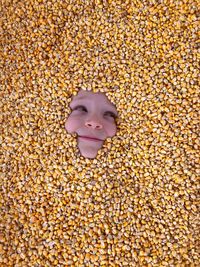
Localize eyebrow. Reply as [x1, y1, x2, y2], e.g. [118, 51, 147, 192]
[72, 96, 86, 101]
[70, 98, 118, 116]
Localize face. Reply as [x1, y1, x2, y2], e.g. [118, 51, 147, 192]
[65, 90, 118, 159]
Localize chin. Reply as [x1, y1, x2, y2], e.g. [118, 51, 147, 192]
[78, 146, 99, 159]
[80, 150, 98, 159]
[77, 137, 103, 158]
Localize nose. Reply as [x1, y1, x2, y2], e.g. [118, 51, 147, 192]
[85, 119, 103, 130]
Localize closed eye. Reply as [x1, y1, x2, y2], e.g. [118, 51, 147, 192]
[72, 105, 87, 112]
[104, 112, 117, 119]
[72, 105, 117, 119]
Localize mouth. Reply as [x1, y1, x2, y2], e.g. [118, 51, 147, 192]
[79, 136, 103, 142]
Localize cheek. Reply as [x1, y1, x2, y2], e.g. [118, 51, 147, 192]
[105, 123, 117, 137]
[65, 115, 82, 133]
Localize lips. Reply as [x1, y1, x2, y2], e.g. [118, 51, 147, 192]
[79, 135, 103, 141]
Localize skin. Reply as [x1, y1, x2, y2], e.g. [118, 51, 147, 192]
[65, 90, 118, 158]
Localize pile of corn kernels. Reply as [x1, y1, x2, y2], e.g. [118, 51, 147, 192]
[1, 0, 199, 266]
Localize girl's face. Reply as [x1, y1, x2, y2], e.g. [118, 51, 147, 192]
[65, 90, 118, 158]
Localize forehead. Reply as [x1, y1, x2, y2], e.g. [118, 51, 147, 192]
[71, 90, 118, 113]
[72, 90, 110, 103]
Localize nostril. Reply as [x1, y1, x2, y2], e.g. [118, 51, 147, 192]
[86, 121, 102, 129]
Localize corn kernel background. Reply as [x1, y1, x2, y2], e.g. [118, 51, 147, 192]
[1, 0, 199, 266]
